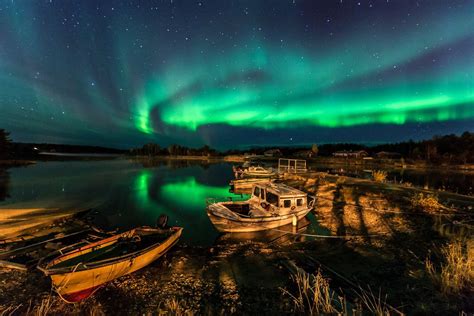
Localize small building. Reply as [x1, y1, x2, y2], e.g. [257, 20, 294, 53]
[264, 149, 282, 157]
[294, 150, 314, 158]
[333, 150, 368, 158]
[376, 151, 402, 159]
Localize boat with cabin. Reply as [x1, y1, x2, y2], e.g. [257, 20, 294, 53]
[233, 165, 276, 179]
[207, 183, 314, 233]
[230, 178, 274, 194]
[242, 166, 276, 177]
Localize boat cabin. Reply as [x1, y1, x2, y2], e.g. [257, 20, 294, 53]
[249, 183, 308, 212]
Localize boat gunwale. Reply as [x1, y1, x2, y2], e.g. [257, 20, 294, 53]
[207, 204, 312, 223]
[38, 227, 183, 275]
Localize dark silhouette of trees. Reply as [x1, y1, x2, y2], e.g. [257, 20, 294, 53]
[129, 132, 473, 164]
[0, 129, 12, 158]
[0, 169, 10, 201]
[130, 143, 217, 157]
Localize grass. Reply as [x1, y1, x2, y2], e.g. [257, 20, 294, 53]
[5, 296, 188, 316]
[411, 193, 444, 213]
[158, 298, 194, 316]
[282, 269, 348, 315]
[283, 269, 398, 316]
[354, 285, 391, 316]
[425, 240, 474, 296]
[25, 296, 54, 316]
[372, 170, 388, 183]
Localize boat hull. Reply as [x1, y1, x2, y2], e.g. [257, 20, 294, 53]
[230, 178, 273, 194]
[41, 227, 182, 302]
[207, 207, 311, 233]
[242, 172, 276, 178]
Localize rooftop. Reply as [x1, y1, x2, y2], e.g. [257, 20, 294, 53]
[258, 182, 306, 197]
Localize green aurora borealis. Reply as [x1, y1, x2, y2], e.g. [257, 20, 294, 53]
[0, 0, 473, 148]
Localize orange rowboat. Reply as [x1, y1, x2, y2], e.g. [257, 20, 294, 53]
[37, 226, 182, 302]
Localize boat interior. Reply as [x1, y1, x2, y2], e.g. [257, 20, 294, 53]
[49, 229, 174, 269]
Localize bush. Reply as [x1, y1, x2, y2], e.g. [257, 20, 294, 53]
[372, 170, 388, 182]
[411, 193, 443, 213]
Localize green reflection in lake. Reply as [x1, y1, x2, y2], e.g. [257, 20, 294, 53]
[134, 170, 154, 207]
[0, 160, 243, 245]
[161, 177, 237, 209]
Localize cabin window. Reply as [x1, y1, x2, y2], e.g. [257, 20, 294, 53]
[283, 199, 291, 208]
[253, 187, 260, 197]
[297, 198, 303, 206]
[266, 192, 278, 206]
[260, 189, 265, 200]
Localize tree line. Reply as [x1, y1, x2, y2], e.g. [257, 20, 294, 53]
[222, 131, 474, 164]
[129, 143, 218, 157]
[0, 129, 12, 159]
[1, 128, 473, 164]
[306, 131, 474, 164]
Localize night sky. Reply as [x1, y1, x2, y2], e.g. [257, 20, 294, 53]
[0, 0, 473, 149]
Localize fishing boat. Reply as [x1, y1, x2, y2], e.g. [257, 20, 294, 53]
[207, 183, 314, 233]
[215, 217, 311, 245]
[242, 166, 276, 178]
[233, 165, 276, 179]
[230, 178, 274, 194]
[37, 225, 182, 302]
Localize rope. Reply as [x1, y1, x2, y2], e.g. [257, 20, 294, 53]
[269, 227, 385, 239]
[55, 262, 83, 303]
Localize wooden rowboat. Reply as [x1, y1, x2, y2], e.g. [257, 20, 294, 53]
[37, 226, 182, 302]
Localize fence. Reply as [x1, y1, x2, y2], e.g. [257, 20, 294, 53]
[278, 158, 307, 174]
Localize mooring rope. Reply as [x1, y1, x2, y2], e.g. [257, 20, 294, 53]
[269, 227, 385, 239]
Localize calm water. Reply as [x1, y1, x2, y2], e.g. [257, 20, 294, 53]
[0, 159, 248, 245]
[1, 159, 471, 246]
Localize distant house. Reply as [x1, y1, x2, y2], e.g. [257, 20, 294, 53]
[376, 151, 402, 159]
[333, 150, 368, 158]
[294, 150, 314, 158]
[264, 149, 282, 157]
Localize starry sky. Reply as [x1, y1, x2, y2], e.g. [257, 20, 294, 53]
[0, 0, 473, 149]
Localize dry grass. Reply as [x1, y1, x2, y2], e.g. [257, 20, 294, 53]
[282, 269, 348, 315]
[411, 193, 444, 213]
[401, 181, 413, 187]
[425, 240, 474, 296]
[26, 296, 54, 316]
[336, 176, 347, 185]
[372, 170, 388, 183]
[354, 285, 391, 316]
[283, 269, 398, 316]
[158, 298, 194, 316]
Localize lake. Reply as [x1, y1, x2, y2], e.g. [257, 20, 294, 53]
[0, 159, 247, 245]
[1, 158, 472, 245]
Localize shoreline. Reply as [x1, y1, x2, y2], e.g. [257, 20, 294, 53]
[1, 172, 473, 314]
[1, 156, 473, 173]
[0, 160, 36, 167]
